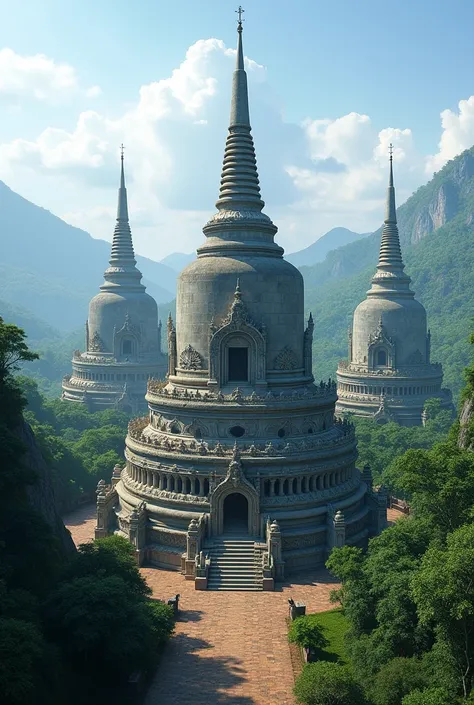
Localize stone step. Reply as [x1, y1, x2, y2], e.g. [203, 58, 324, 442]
[207, 586, 263, 591]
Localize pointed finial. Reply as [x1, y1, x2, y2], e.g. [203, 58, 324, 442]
[236, 5, 245, 27]
[389, 143, 393, 160]
[120, 143, 125, 161]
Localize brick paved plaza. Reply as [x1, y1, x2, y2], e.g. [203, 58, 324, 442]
[63, 505, 402, 705]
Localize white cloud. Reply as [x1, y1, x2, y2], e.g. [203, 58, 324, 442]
[0, 47, 100, 102]
[0, 38, 473, 260]
[427, 96, 474, 174]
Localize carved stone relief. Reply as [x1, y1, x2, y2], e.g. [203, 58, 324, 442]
[179, 345, 203, 370]
[89, 332, 106, 352]
[274, 346, 298, 370]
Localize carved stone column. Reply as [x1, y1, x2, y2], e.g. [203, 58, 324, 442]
[129, 501, 147, 566]
[167, 313, 177, 377]
[182, 518, 200, 579]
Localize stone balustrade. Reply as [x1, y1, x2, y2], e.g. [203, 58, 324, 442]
[122, 461, 355, 503]
[337, 360, 443, 377]
[147, 379, 337, 404]
[126, 417, 355, 458]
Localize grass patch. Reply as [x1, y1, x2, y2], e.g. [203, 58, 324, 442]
[311, 609, 349, 664]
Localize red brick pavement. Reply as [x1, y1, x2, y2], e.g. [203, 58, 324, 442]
[64, 505, 339, 705]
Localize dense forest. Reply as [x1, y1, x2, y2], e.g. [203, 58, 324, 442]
[0, 317, 174, 705]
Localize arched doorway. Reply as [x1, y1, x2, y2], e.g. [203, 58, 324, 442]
[223, 493, 248, 535]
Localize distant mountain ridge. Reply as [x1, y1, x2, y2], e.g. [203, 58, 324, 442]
[304, 146, 474, 400]
[0, 181, 176, 330]
[285, 227, 367, 267]
[159, 251, 195, 272]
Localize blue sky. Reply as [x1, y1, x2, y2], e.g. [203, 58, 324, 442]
[0, 0, 473, 258]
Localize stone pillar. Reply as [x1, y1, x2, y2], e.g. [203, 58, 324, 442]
[111, 464, 122, 486]
[95, 480, 109, 539]
[333, 510, 346, 548]
[362, 464, 373, 491]
[327, 507, 345, 553]
[182, 518, 200, 579]
[270, 479, 275, 497]
[296, 477, 302, 495]
[129, 502, 147, 566]
[167, 314, 177, 377]
[263, 519, 284, 589]
[153, 472, 159, 488]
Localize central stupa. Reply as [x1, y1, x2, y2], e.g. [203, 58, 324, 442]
[99, 12, 386, 589]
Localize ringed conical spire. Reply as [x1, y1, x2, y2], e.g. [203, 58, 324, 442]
[368, 145, 412, 297]
[202, 7, 278, 247]
[101, 146, 144, 292]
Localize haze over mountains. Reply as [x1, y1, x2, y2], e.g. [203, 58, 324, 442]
[0, 181, 176, 331]
[1, 147, 474, 402]
[159, 227, 368, 272]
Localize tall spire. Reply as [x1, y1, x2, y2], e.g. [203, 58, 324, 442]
[368, 146, 412, 298]
[202, 7, 279, 250]
[101, 146, 144, 292]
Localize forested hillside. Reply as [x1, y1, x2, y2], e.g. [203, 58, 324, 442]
[0, 180, 176, 330]
[305, 146, 474, 401]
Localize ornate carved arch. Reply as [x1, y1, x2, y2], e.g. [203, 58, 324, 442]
[113, 313, 141, 359]
[208, 280, 266, 388]
[368, 317, 396, 370]
[209, 445, 260, 537]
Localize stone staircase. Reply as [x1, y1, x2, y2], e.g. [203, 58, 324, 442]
[206, 538, 264, 591]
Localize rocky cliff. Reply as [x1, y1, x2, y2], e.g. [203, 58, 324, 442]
[303, 148, 474, 290]
[19, 420, 76, 553]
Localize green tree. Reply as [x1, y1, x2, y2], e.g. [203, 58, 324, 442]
[401, 688, 452, 705]
[412, 523, 474, 699]
[288, 615, 329, 652]
[385, 441, 474, 535]
[44, 575, 174, 680]
[0, 617, 51, 705]
[62, 535, 151, 598]
[370, 657, 426, 705]
[0, 317, 38, 378]
[294, 662, 366, 705]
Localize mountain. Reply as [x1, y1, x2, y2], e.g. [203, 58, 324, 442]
[0, 181, 176, 331]
[304, 146, 474, 401]
[285, 227, 367, 267]
[159, 251, 196, 272]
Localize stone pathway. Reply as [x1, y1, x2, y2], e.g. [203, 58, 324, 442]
[63, 505, 404, 705]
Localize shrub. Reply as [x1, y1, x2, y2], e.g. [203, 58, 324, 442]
[294, 661, 366, 705]
[288, 614, 329, 651]
[371, 657, 426, 705]
[401, 687, 452, 705]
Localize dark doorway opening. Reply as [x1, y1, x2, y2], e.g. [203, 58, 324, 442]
[228, 347, 248, 382]
[122, 339, 133, 355]
[223, 493, 248, 534]
[377, 349, 387, 365]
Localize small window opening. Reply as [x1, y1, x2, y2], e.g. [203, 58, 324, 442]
[377, 349, 387, 366]
[122, 339, 133, 355]
[229, 426, 245, 438]
[228, 347, 248, 382]
[277, 428, 285, 438]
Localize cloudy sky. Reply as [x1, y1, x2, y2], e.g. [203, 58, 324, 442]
[1, 0, 474, 260]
